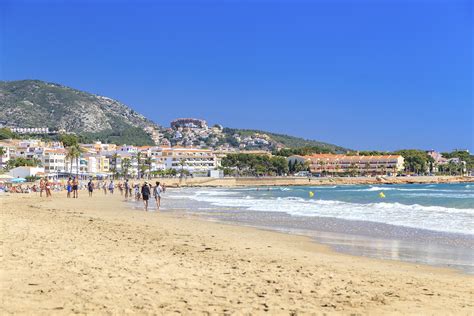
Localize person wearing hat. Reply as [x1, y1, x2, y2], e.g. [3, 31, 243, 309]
[141, 181, 151, 211]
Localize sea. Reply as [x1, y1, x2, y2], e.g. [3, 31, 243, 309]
[142, 183, 474, 273]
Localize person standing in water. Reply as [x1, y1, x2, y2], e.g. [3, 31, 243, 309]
[153, 181, 163, 210]
[141, 181, 151, 211]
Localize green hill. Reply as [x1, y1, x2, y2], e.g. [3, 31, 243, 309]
[223, 128, 348, 153]
[0, 80, 157, 145]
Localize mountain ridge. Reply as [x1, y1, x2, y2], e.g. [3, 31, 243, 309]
[0, 79, 347, 151]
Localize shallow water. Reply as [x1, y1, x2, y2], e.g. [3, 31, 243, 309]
[137, 183, 474, 273]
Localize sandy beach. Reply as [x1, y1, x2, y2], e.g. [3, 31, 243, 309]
[1, 192, 473, 315]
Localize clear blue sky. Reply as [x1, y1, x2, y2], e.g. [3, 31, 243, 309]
[1, 0, 472, 152]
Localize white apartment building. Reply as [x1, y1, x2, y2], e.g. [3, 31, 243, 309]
[163, 148, 217, 175]
[42, 148, 67, 174]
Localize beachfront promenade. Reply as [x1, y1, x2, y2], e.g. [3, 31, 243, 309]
[1, 192, 472, 314]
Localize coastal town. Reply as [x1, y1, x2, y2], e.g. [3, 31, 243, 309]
[0, 119, 471, 182]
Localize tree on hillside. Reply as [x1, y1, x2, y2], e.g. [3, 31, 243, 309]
[0, 128, 18, 140]
[60, 134, 79, 147]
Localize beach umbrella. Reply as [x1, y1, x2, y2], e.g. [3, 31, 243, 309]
[11, 177, 26, 183]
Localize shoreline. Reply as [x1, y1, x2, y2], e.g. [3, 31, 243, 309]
[157, 186, 474, 274]
[2, 193, 473, 314]
[148, 175, 474, 188]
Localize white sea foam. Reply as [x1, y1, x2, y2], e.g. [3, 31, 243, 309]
[180, 190, 474, 235]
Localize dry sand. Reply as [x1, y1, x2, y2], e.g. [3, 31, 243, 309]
[1, 193, 473, 315]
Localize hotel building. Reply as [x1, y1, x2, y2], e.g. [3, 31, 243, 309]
[290, 154, 405, 176]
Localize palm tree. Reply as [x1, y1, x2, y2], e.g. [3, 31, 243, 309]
[122, 158, 131, 179]
[136, 152, 142, 179]
[75, 146, 85, 178]
[179, 158, 186, 178]
[110, 153, 119, 179]
[318, 160, 325, 176]
[365, 162, 371, 176]
[66, 146, 81, 176]
[0, 147, 5, 169]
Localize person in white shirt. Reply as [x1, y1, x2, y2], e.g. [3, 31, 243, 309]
[153, 181, 163, 210]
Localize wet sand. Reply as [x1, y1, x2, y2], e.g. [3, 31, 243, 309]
[1, 193, 473, 314]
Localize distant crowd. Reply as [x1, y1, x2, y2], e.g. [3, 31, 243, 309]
[0, 177, 166, 211]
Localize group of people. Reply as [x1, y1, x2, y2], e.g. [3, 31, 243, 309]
[2, 176, 166, 211]
[117, 179, 165, 211]
[39, 178, 53, 197]
[69, 178, 165, 211]
[138, 181, 164, 211]
[82, 179, 116, 197]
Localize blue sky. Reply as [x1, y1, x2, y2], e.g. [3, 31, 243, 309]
[1, 0, 472, 151]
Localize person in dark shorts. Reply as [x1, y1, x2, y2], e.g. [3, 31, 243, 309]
[87, 179, 94, 197]
[72, 177, 79, 198]
[141, 181, 151, 211]
[124, 179, 129, 198]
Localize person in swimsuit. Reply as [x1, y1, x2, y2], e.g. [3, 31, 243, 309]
[153, 181, 162, 210]
[66, 177, 72, 198]
[39, 178, 45, 197]
[72, 177, 79, 198]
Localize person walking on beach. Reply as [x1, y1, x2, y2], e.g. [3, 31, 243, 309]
[118, 182, 123, 195]
[108, 180, 115, 194]
[88, 179, 94, 197]
[141, 181, 151, 211]
[124, 180, 129, 199]
[134, 183, 140, 201]
[45, 179, 52, 197]
[72, 177, 79, 198]
[153, 181, 163, 210]
[39, 178, 45, 197]
[66, 177, 72, 198]
[102, 181, 107, 195]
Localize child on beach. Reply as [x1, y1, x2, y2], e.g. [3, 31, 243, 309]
[134, 183, 140, 200]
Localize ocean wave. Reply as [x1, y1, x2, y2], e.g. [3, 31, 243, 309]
[181, 191, 474, 235]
